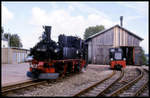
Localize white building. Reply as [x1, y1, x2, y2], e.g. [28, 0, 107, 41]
[1, 34, 8, 48]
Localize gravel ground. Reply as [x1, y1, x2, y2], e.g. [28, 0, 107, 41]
[6, 64, 148, 97]
[9, 65, 113, 97]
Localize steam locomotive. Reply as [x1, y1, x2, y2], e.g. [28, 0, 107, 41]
[27, 26, 88, 79]
[109, 48, 126, 70]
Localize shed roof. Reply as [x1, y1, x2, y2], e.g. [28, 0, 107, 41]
[11, 47, 30, 51]
[86, 24, 144, 42]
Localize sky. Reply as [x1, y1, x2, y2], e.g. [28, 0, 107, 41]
[1, 1, 149, 54]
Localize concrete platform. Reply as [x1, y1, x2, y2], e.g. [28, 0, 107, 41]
[2, 63, 32, 86]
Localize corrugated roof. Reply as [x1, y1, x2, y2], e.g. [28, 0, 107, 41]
[85, 24, 143, 42]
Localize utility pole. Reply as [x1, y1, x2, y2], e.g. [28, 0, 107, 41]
[8, 28, 10, 64]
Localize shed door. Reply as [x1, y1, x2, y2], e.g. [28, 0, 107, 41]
[96, 47, 103, 64]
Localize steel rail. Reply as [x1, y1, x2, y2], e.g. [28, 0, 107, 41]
[133, 68, 149, 96]
[2, 80, 48, 96]
[73, 70, 116, 97]
[108, 68, 143, 96]
[97, 68, 124, 96]
[2, 72, 76, 96]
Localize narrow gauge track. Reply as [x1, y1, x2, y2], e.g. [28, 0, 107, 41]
[2, 80, 48, 96]
[98, 68, 141, 96]
[73, 69, 124, 97]
[2, 73, 78, 96]
[108, 68, 146, 97]
[133, 68, 149, 96]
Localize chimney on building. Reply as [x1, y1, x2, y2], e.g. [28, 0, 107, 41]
[120, 16, 123, 27]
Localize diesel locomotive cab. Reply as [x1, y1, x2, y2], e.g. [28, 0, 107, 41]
[109, 48, 126, 70]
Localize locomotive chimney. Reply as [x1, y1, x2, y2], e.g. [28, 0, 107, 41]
[43, 26, 51, 41]
[120, 16, 123, 27]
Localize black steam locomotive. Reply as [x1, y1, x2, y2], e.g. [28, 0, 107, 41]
[27, 26, 88, 79]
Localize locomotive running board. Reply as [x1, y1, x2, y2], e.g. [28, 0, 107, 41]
[38, 73, 59, 79]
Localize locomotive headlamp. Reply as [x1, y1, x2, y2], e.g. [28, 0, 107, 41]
[123, 58, 126, 61]
[110, 48, 115, 52]
[54, 49, 58, 53]
[76, 50, 79, 54]
[110, 58, 113, 61]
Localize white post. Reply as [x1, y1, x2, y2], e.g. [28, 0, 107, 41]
[8, 35, 10, 64]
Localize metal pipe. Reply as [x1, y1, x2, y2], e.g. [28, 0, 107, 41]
[120, 16, 123, 27]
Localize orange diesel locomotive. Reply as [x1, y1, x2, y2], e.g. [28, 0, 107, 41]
[109, 48, 126, 70]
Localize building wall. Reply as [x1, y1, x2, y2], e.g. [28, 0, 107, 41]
[2, 48, 12, 64]
[88, 29, 114, 64]
[134, 46, 144, 65]
[87, 26, 142, 65]
[113, 27, 140, 47]
[1, 48, 30, 64]
[1, 40, 8, 48]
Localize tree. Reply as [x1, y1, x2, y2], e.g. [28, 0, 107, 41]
[3, 33, 11, 40]
[4, 33, 23, 48]
[10, 34, 23, 48]
[84, 25, 105, 39]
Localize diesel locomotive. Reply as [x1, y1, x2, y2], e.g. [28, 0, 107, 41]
[109, 48, 126, 70]
[27, 26, 88, 79]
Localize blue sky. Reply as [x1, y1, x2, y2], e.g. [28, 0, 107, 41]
[2, 1, 149, 54]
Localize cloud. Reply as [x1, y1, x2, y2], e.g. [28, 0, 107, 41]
[117, 2, 148, 16]
[2, 4, 14, 25]
[29, 4, 116, 43]
[28, 3, 148, 54]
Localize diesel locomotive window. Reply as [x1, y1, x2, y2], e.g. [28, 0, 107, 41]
[114, 52, 122, 60]
[110, 48, 115, 52]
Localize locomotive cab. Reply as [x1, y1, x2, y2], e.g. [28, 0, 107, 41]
[26, 26, 87, 79]
[109, 48, 126, 70]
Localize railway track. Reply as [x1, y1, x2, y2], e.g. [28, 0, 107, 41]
[132, 68, 149, 96]
[98, 68, 141, 96]
[1, 80, 48, 96]
[73, 69, 124, 97]
[108, 68, 147, 97]
[2, 72, 79, 96]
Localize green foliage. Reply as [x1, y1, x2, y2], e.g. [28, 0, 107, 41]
[4, 33, 23, 48]
[84, 25, 105, 39]
[3, 33, 11, 39]
[140, 48, 147, 65]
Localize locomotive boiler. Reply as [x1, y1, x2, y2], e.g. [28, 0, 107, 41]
[27, 26, 88, 79]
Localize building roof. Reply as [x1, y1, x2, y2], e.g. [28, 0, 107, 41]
[86, 24, 144, 42]
[11, 47, 30, 51]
